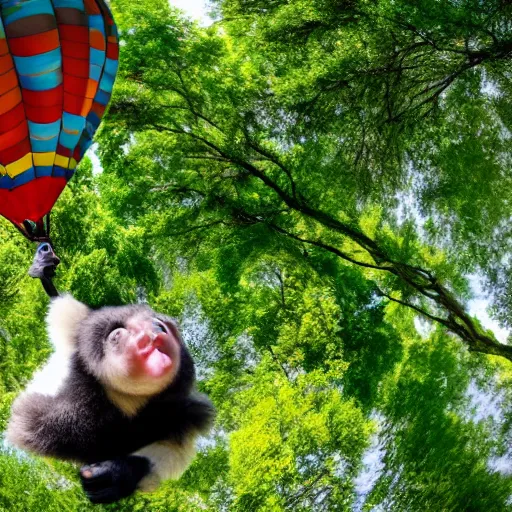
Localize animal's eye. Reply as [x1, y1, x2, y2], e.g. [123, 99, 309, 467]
[152, 319, 168, 334]
[108, 322, 125, 341]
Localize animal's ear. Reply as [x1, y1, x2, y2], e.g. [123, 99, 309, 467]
[46, 295, 90, 353]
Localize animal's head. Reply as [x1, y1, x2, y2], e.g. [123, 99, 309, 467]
[47, 296, 195, 397]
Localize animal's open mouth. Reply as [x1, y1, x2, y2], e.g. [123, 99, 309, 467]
[137, 337, 173, 377]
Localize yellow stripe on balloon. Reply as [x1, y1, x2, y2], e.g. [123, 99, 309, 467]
[6, 153, 33, 178]
[69, 158, 77, 170]
[54, 154, 70, 168]
[0, 164, 5, 176]
[33, 152, 56, 167]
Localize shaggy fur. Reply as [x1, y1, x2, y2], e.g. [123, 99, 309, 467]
[7, 298, 215, 502]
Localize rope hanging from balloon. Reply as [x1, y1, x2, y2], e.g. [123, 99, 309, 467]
[0, 0, 119, 295]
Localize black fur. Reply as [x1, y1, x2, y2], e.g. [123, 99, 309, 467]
[9, 302, 215, 502]
[13, 354, 213, 462]
[80, 456, 151, 504]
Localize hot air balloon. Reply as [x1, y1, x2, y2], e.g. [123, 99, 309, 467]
[0, 0, 119, 241]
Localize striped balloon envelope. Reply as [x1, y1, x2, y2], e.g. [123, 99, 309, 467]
[0, 0, 118, 240]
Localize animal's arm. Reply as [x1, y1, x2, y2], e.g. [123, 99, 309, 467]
[80, 393, 215, 504]
[46, 295, 89, 353]
[134, 433, 199, 491]
[80, 435, 199, 504]
[6, 390, 101, 461]
[7, 392, 71, 457]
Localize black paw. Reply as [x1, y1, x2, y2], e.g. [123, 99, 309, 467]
[80, 456, 151, 504]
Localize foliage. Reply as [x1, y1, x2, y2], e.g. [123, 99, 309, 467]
[0, 0, 511, 511]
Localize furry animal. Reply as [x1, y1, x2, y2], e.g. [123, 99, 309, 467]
[6, 295, 215, 503]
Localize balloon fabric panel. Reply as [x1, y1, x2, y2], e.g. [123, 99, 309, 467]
[0, 0, 119, 228]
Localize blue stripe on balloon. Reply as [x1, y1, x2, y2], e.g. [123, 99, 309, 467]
[1, 1, 54, 24]
[88, 14, 104, 31]
[104, 58, 118, 76]
[52, 166, 68, 178]
[86, 114, 100, 133]
[90, 48, 105, 67]
[52, 0, 85, 9]
[59, 112, 86, 150]
[94, 89, 111, 105]
[34, 166, 54, 178]
[28, 119, 61, 139]
[30, 137, 59, 153]
[19, 69, 63, 91]
[78, 143, 92, 161]
[99, 72, 114, 93]
[89, 64, 102, 81]
[29, 120, 61, 154]
[0, 168, 35, 189]
[13, 48, 61, 76]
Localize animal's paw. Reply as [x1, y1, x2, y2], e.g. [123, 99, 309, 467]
[80, 456, 151, 504]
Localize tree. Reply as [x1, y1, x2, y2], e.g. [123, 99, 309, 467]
[0, 1, 511, 510]
[103, 0, 512, 360]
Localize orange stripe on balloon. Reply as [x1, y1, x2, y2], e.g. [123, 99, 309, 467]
[80, 98, 93, 117]
[0, 88, 22, 116]
[8, 29, 60, 57]
[0, 53, 14, 75]
[89, 29, 106, 50]
[0, 70, 18, 96]
[86, 78, 99, 99]
[0, 39, 8, 56]
[0, 121, 28, 152]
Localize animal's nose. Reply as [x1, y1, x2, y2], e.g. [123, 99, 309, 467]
[133, 327, 156, 349]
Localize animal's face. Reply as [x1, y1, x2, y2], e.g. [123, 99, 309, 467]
[78, 305, 183, 396]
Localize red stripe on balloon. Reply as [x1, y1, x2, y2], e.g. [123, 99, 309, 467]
[106, 42, 118, 60]
[8, 30, 60, 57]
[63, 56, 90, 78]
[63, 75, 88, 94]
[0, 138, 31, 165]
[0, 177, 67, 224]
[0, 122, 28, 153]
[23, 85, 63, 106]
[0, 103, 25, 135]
[57, 144, 73, 158]
[61, 39, 90, 60]
[25, 103, 62, 124]
[59, 25, 89, 43]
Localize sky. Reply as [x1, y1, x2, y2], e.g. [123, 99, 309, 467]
[169, 0, 212, 25]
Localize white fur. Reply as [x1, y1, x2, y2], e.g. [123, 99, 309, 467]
[46, 295, 89, 354]
[105, 388, 149, 417]
[135, 435, 198, 492]
[24, 351, 72, 397]
[22, 296, 89, 398]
